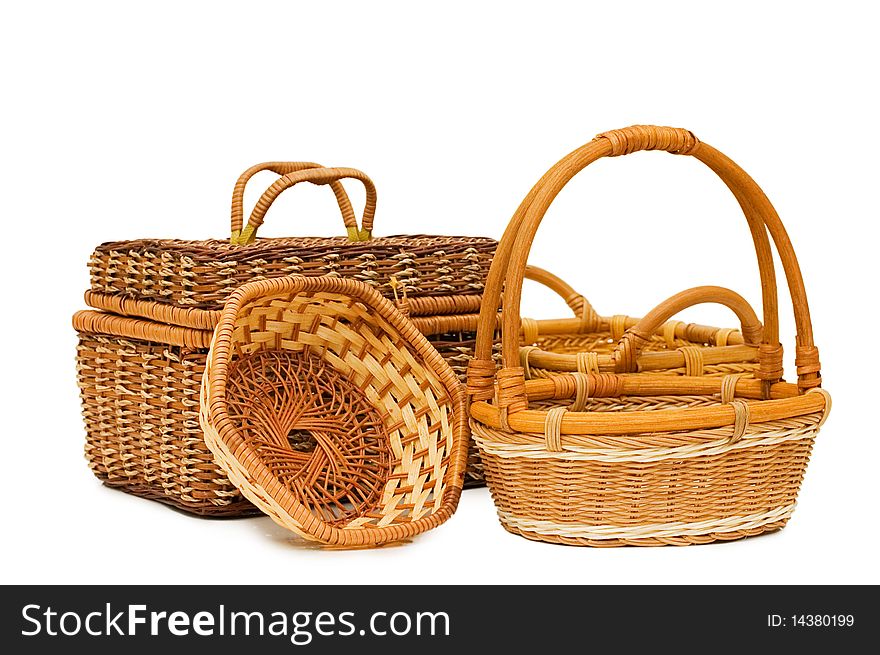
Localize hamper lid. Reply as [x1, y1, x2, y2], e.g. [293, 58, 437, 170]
[199, 274, 469, 547]
[85, 162, 495, 325]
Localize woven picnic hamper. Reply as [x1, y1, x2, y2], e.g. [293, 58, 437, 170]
[74, 162, 495, 516]
[199, 275, 468, 546]
[467, 125, 831, 546]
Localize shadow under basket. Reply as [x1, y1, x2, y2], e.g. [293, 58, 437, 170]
[199, 275, 469, 546]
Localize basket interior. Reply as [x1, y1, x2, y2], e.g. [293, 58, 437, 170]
[225, 350, 391, 526]
[222, 289, 461, 531]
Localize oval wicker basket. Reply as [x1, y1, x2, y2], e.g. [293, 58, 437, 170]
[199, 275, 468, 546]
[467, 125, 831, 547]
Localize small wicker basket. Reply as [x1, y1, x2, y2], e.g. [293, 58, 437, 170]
[467, 125, 831, 547]
[200, 275, 468, 546]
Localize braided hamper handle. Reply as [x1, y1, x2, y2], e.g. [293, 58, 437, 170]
[230, 162, 373, 244]
[468, 125, 820, 413]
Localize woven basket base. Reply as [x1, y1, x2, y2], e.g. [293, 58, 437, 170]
[498, 519, 789, 547]
[222, 349, 393, 528]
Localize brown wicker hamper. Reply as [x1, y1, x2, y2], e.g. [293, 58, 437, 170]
[74, 162, 496, 515]
[467, 125, 831, 546]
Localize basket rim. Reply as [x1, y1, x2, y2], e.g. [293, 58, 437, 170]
[200, 274, 469, 546]
[470, 375, 829, 437]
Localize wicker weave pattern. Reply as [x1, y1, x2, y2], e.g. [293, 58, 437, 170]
[76, 334, 255, 516]
[74, 311, 491, 514]
[200, 276, 467, 545]
[88, 236, 495, 310]
[74, 258, 747, 514]
[224, 350, 392, 526]
[474, 411, 818, 546]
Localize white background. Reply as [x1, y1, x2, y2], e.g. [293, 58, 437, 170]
[1, 1, 877, 585]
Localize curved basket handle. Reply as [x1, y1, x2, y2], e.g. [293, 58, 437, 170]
[524, 265, 598, 324]
[230, 163, 373, 244]
[612, 286, 763, 372]
[468, 126, 819, 414]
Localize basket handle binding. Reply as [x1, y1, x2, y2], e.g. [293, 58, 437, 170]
[230, 162, 374, 244]
[468, 125, 820, 412]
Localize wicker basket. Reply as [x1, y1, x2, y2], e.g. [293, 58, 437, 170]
[199, 276, 468, 546]
[74, 162, 495, 515]
[467, 125, 831, 547]
[520, 265, 762, 379]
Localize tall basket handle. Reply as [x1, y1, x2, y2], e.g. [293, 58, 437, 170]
[468, 125, 819, 413]
[230, 163, 373, 244]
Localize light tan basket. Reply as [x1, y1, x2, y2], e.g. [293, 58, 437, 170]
[467, 125, 831, 547]
[200, 275, 468, 546]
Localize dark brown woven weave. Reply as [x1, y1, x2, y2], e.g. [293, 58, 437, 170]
[88, 235, 496, 311]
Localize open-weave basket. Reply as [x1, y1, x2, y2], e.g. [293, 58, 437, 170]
[467, 125, 831, 547]
[200, 275, 468, 546]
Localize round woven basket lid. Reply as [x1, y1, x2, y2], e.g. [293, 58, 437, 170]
[199, 275, 468, 547]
